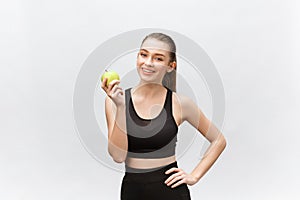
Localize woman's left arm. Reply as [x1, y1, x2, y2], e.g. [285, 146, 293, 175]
[190, 112, 227, 182]
[165, 94, 227, 188]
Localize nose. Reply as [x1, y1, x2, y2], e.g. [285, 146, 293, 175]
[145, 56, 153, 67]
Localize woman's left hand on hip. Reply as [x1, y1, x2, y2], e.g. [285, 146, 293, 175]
[164, 167, 198, 188]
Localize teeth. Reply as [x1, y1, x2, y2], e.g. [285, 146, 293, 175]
[143, 68, 154, 73]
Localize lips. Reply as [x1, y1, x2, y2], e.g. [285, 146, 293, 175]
[142, 67, 155, 73]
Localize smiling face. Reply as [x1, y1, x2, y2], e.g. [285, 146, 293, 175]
[136, 38, 175, 85]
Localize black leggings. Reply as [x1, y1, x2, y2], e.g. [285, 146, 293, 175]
[121, 161, 191, 200]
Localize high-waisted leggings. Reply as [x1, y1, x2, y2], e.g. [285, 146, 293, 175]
[121, 161, 191, 200]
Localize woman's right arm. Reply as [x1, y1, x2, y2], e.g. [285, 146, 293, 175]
[102, 79, 128, 163]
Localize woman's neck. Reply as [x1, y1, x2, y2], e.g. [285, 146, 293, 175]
[132, 82, 165, 98]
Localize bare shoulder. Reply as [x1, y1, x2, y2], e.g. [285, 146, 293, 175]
[172, 92, 197, 109]
[171, 92, 199, 125]
[172, 92, 222, 141]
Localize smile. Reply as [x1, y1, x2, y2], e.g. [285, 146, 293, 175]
[142, 67, 155, 73]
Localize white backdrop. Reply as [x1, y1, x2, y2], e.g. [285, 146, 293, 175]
[1, 0, 299, 199]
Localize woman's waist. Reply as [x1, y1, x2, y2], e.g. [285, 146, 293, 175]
[123, 159, 178, 182]
[125, 155, 176, 170]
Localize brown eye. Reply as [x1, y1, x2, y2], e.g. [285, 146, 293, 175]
[140, 53, 147, 57]
[155, 57, 163, 61]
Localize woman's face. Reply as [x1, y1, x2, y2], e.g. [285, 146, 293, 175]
[136, 38, 174, 84]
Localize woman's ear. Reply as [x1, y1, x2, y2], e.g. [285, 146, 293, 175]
[167, 61, 176, 73]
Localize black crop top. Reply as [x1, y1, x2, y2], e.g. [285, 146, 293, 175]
[125, 86, 178, 159]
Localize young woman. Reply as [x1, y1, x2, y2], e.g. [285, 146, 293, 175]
[101, 33, 227, 200]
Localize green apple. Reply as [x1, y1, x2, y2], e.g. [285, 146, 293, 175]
[101, 70, 120, 86]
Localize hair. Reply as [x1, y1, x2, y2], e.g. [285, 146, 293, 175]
[140, 33, 177, 92]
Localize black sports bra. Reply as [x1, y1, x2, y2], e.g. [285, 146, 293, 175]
[125, 86, 178, 159]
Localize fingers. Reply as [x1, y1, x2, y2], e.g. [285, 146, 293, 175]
[109, 85, 123, 98]
[101, 77, 108, 91]
[165, 174, 185, 187]
[165, 168, 184, 184]
[164, 168, 186, 188]
[107, 80, 120, 91]
[170, 179, 185, 188]
[164, 169, 183, 184]
[165, 167, 181, 175]
[108, 82, 123, 99]
[101, 79, 121, 96]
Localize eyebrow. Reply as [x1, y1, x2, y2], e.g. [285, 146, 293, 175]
[140, 49, 166, 57]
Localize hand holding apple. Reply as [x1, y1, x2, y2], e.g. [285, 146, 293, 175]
[101, 70, 120, 87]
[101, 69, 124, 107]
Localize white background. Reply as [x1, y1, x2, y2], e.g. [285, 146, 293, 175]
[1, 0, 300, 199]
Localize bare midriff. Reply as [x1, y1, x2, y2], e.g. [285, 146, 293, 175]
[125, 155, 176, 169]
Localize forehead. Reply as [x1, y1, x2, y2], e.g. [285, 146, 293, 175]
[140, 38, 171, 54]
